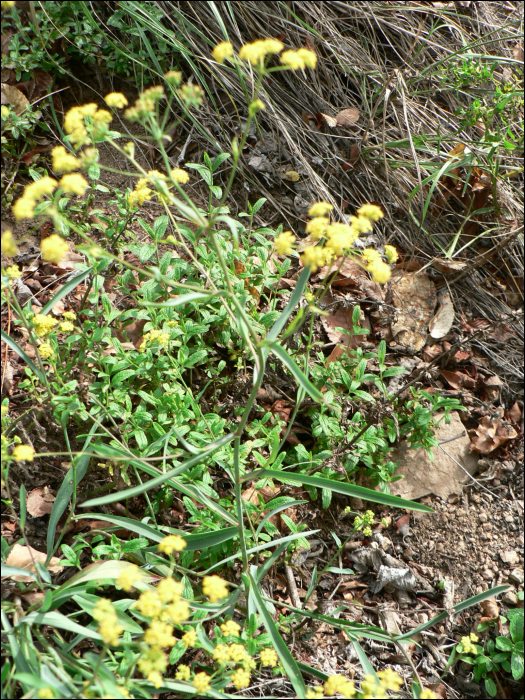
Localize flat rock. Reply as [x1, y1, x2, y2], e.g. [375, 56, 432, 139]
[389, 411, 478, 501]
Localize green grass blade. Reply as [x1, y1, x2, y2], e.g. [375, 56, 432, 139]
[40, 267, 93, 315]
[246, 572, 306, 697]
[257, 469, 434, 513]
[264, 342, 325, 403]
[265, 266, 310, 346]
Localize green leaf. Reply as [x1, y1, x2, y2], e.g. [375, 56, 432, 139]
[141, 291, 224, 308]
[80, 433, 235, 508]
[1, 329, 46, 383]
[382, 366, 406, 378]
[264, 342, 325, 403]
[255, 469, 434, 513]
[496, 636, 513, 652]
[15, 610, 102, 640]
[511, 650, 524, 680]
[246, 572, 306, 697]
[264, 267, 310, 347]
[485, 678, 497, 697]
[40, 267, 93, 315]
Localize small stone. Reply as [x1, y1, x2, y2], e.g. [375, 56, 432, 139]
[504, 514, 515, 523]
[509, 568, 524, 585]
[478, 512, 488, 523]
[417, 613, 429, 624]
[482, 569, 494, 580]
[500, 550, 520, 565]
[492, 479, 501, 486]
[502, 590, 518, 606]
[403, 548, 415, 561]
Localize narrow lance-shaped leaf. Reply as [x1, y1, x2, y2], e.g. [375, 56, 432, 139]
[264, 342, 325, 404]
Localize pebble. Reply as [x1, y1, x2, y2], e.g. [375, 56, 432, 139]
[482, 569, 494, 580]
[478, 512, 488, 523]
[509, 568, 524, 585]
[403, 548, 414, 561]
[500, 550, 519, 565]
[502, 590, 518, 606]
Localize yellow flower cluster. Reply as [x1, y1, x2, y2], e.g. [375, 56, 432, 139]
[157, 534, 187, 554]
[361, 248, 391, 285]
[220, 619, 241, 636]
[193, 672, 211, 694]
[238, 39, 284, 65]
[92, 598, 123, 646]
[1, 229, 17, 257]
[139, 329, 171, 353]
[37, 342, 54, 359]
[182, 628, 197, 647]
[64, 103, 113, 147]
[230, 667, 251, 689]
[59, 320, 75, 332]
[384, 244, 398, 263]
[5, 265, 21, 279]
[274, 230, 295, 256]
[32, 314, 58, 337]
[178, 83, 203, 108]
[460, 632, 479, 655]
[128, 178, 153, 207]
[170, 168, 190, 184]
[259, 648, 278, 667]
[40, 234, 70, 264]
[59, 173, 88, 196]
[202, 575, 229, 603]
[12, 176, 57, 220]
[212, 41, 234, 64]
[51, 145, 80, 173]
[306, 669, 411, 698]
[280, 48, 317, 70]
[137, 646, 168, 689]
[308, 201, 333, 217]
[104, 92, 128, 109]
[124, 85, 164, 121]
[175, 664, 191, 680]
[62, 310, 76, 320]
[116, 564, 143, 592]
[11, 444, 35, 462]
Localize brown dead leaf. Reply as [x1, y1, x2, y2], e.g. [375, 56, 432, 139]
[513, 42, 524, 63]
[283, 170, 300, 182]
[422, 344, 443, 362]
[429, 292, 455, 338]
[390, 273, 437, 352]
[1, 83, 29, 114]
[26, 486, 55, 517]
[470, 416, 518, 454]
[433, 258, 468, 274]
[394, 514, 410, 536]
[439, 370, 477, 389]
[480, 597, 499, 623]
[320, 107, 360, 129]
[3, 543, 63, 581]
[483, 375, 503, 402]
[316, 256, 367, 283]
[508, 402, 522, 424]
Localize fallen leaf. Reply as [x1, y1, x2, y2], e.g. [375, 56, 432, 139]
[389, 411, 477, 501]
[316, 256, 368, 283]
[480, 597, 499, 623]
[394, 514, 410, 536]
[439, 369, 476, 389]
[429, 291, 455, 338]
[248, 154, 273, 173]
[283, 170, 300, 182]
[389, 273, 437, 352]
[513, 42, 524, 63]
[1, 83, 29, 114]
[422, 344, 443, 362]
[508, 402, 522, 424]
[433, 258, 468, 273]
[470, 416, 518, 454]
[320, 107, 360, 128]
[4, 544, 63, 581]
[483, 375, 503, 402]
[26, 486, 55, 517]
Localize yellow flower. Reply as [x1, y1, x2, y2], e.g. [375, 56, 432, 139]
[420, 689, 438, 699]
[274, 230, 295, 255]
[308, 201, 333, 217]
[12, 197, 36, 220]
[157, 576, 184, 603]
[460, 635, 478, 655]
[324, 675, 348, 696]
[175, 664, 191, 681]
[164, 70, 183, 85]
[377, 669, 402, 691]
[349, 215, 373, 235]
[12, 444, 35, 462]
[162, 599, 190, 624]
[300, 245, 328, 273]
[1, 2, 16, 10]
[305, 687, 324, 699]
[213, 643, 231, 664]
[357, 203, 384, 221]
[178, 83, 203, 108]
[384, 245, 398, 264]
[28, 176, 58, 200]
[193, 672, 211, 694]
[220, 620, 241, 637]
[182, 628, 198, 647]
[1, 405, 8, 417]
[470, 633, 479, 642]
[296, 48, 317, 68]
[230, 667, 250, 689]
[64, 104, 98, 146]
[212, 41, 234, 63]
[62, 311, 76, 320]
[158, 534, 187, 554]
[1, 105, 10, 118]
[37, 689, 55, 700]
[93, 598, 123, 646]
[59, 321, 75, 332]
[59, 173, 88, 196]
[248, 99, 265, 114]
[135, 590, 163, 619]
[104, 92, 128, 108]
[37, 342, 54, 359]
[227, 643, 249, 663]
[239, 41, 267, 65]
[340, 681, 356, 698]
[306, 217, 329, 240]
[361, 248, 381, 265]
[147, 671, 163, 689]
[170, 168, 190, 184]
[80, 147, 99, 167]
[51, 145, 80, 173]
[368, 259, 391, 284]
[262, 39, 284, 54]
[1, 229, 17, 257]
[32, 314, 59, 337]
[325, 222, 358, 255]
[144, 620, 176, 648]
[5, 265, 21, 279]
[202, 575, 229, 603]
[116, 564, 142, 592]
[280, 50, 305, 70]
[41, 234, 69, 264]
[139, 330, 171, 353]
[259, 648, 278, 667]
[138, 646, 168, 676]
